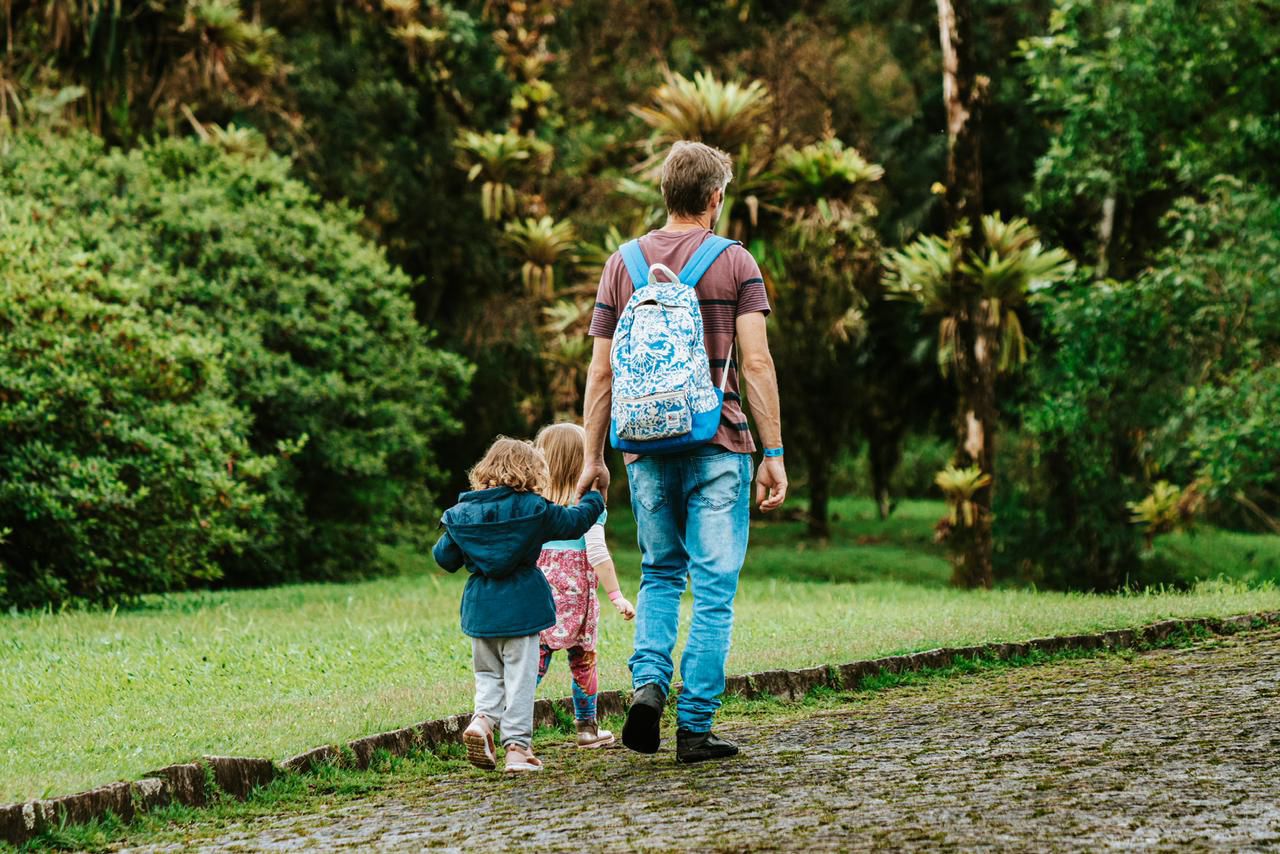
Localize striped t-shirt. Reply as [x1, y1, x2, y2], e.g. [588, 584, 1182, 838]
[587, 227, 771, 457]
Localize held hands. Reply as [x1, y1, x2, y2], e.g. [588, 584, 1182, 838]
[608, 590, 636, 621]
[755, 456, 788, 513]
[575, 457, 611, 503]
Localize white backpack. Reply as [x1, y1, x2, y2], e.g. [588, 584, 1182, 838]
[609, 235, 737, 454]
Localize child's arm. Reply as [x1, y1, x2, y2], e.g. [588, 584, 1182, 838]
[432, 530, 465, 572]
[541, 491, 605, 541]
[586, 524, 634, 620]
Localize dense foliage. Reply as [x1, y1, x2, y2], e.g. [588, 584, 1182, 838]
[1022, 0, 1280, 277]
[0, 133, 468, 607]
[1000, 181, 1280, 589]
[2, 0, 1278, 600]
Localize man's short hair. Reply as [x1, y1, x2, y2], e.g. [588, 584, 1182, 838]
[660, 141, 733, 218]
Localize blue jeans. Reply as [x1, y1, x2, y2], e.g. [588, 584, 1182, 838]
[626, 445, 752, 733]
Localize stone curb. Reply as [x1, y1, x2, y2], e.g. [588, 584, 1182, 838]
[3, 609, 1275, 846]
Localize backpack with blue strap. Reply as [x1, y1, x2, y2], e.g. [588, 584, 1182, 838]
[609, 234, 738, 454]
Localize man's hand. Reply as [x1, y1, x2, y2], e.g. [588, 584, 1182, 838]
[576, 457, 611, 502]
[755, 457, 788, 512]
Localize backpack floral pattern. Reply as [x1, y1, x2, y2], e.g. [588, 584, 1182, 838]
[611, 282, 720, 442]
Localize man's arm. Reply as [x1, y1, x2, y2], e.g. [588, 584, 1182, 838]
[736, 311, 787, 512]
[576, 336, 613, 499]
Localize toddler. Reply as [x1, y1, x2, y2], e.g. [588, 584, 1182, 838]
[433, 436, 604, 772]
[534, 423, 635, 749]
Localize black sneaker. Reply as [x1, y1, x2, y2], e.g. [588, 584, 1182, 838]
[676, 728, 739, 764]
[621, 683, 666, 754]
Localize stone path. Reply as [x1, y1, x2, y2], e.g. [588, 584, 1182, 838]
[122, 629, 1280, 852]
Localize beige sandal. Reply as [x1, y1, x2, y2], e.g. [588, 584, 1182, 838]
[504, 743, 544, 773]
[462, 714, 497, 770]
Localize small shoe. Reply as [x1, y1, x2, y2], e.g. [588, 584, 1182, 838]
[504, 743, 544, 773]
[621, 683, 666, 754]
[575, 719, 616, 749]
[462, 714, 497, 770]
[676, 728, 739, 764]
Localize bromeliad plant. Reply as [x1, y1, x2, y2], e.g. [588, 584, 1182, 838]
[630, 70, 770, 159]
[885, 214, 1074, 374]
[885, 214, 1074, 588]
[503, 215, 577, 298]
[630, 70, 774, 236]
[935, 464, 992, 529]
[454, 129, 552, 221]
[1127, 480, 1205, 548]
[933, 465, 993, 584]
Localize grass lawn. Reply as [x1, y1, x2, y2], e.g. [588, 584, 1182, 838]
[3, 498, 1278, 804]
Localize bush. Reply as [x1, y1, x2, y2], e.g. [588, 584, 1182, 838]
[0, 209, 273, 606]
[999, 179, 1280, 590]
[0, 133, 470, 607]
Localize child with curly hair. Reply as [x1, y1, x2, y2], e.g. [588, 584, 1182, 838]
[433, 436, 604, 773]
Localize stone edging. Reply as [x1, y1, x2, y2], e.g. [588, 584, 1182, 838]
[3, 610, 1276, 846]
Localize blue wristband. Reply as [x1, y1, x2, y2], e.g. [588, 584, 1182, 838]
[763, 446, 784, 458]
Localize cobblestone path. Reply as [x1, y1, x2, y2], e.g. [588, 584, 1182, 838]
[122, 629, 1280, 852]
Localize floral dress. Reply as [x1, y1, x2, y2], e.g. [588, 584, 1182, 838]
[538, 510, 607, 652]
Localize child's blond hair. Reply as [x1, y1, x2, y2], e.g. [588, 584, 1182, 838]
[534, 422, 586, 507]
[468, 436, 549, 493]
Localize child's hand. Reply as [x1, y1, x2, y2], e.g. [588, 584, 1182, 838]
[609, 591, 636, 621]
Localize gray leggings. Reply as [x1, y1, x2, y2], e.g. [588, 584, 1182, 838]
[471, 634, 540, 749]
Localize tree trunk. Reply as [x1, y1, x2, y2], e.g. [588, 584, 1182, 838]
[936, 0, 984, 236]
[867, 428, 902, 521]
[807, 452, 832, 540]
[937, 0, 993, 588]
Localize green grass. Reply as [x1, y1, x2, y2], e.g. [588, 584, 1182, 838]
[2, 497, 1278, 804]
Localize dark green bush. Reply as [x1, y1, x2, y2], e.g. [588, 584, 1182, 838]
[999, 180, 1280, 590]
[0, 133, 470, 607]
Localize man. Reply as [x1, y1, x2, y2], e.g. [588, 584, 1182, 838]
[575, 140, 787, 763]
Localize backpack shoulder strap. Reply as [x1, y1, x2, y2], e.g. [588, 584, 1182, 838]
[678, 234, 739, 287]
[618, 240, 649, 288]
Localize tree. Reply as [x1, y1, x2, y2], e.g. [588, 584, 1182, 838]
[763, 138, 885, 537]
[0, 131, 470, 604]
[1001, 179, 1280, 590]
[885, 214, 1073, 586]
[1021, 0, 1280, 278]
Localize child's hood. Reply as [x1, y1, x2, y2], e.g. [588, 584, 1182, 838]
[441, 486, 555, 577]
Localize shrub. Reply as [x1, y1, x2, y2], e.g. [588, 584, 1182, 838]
[0, 208, 273, 606]
[999, 179, 1280, 590]
[0, 133, 470, 606]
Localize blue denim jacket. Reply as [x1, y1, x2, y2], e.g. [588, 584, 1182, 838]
[433, 487, 605, 638]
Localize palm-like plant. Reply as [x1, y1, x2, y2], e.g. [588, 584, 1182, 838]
[540, 298, 594, 418]
[455, 129, 552, 221]
[629, 71, 774, 238]
[935, 464, 992, 528]
[763, 136, 884, 537]
[884, 213, 1074, 373]
[1127, 480, 1204, 546]
[503, 216, 577, 298]
[773, 138, 886, 206]
[631, 70, 771, 156]
[177, 0, 277, 91]
[576, 224, 633, 287]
